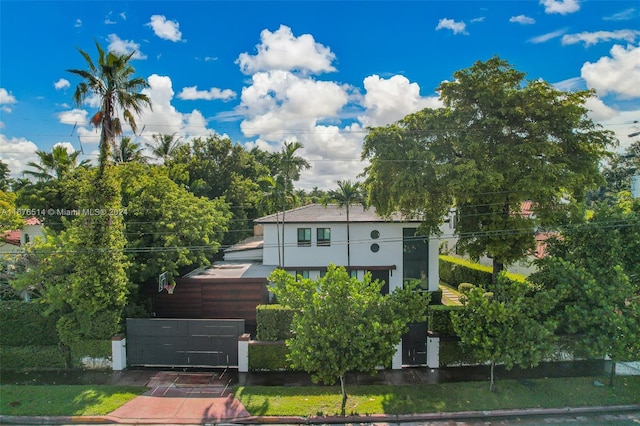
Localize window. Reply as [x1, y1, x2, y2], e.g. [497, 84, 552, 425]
[370, 229, 380, 239]
[297, 228, 311, 246]
[294, 270, 309, 280]
[317, 228, 331, 246]
[370, 243, 380, 253]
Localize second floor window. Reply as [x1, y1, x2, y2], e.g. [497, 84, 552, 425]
[317, 228, 331, 246]
[297, 228, 311, 246]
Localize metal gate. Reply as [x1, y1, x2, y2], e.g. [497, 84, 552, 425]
[402, 322, 427, 366]
[126, 318, 245, 367]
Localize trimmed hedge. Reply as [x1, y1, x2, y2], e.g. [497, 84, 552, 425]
[439, 337, 479, 367]
[256, 304, 296, 341]
[427, 305, 463, 336]
[0, 345, 67, 370]
[439, 255, 493, 288]
[439, 255, 526, 288]
[0, 301, 59, 346]
[248, 341, 292, 371]
[69, 339, 111, 368]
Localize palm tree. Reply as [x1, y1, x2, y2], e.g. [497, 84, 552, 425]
[67, 41, 151, 176]
[146, 133, 183, 164]
[277, 141, 310, 266]
[23, 145, 90, 181]
[324, 180, 368, 269]
[112, 136, 146, 164]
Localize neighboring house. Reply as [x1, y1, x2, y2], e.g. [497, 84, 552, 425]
[0, 217, 44, 254]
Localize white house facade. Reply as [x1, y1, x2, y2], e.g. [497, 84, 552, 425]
[254, 204, 442, 295]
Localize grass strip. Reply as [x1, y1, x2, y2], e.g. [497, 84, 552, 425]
[234, 376, 640, 417]
[0, 385, 147, 416]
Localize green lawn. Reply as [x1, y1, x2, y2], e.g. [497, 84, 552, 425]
[234, 376, 640, 417]
[0, 385, 147, 416]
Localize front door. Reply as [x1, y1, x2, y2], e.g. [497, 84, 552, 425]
[368, 270, 389, 295]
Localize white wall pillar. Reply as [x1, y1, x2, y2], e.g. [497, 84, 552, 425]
[392, 342, 402, 369]
[111, 334, 127, 371]
[426, 332, 440, 369]
[428, 238, 440, 292]
[238, 333, 250, 373]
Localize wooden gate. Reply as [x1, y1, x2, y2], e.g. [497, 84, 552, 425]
[126, 318, 245, 367]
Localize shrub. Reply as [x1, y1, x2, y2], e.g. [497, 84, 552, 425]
[0, 301, 59, 346]
[0, 345, 67, 370]
[256, 304, 296, 341]
[438, 337, 479, 367]
[457, 283, 475, 295]
[248, 341, 292, 371]
[69, 339, 111, 368]
[427, 305, 463, 336]
[428, 288, 442, 305]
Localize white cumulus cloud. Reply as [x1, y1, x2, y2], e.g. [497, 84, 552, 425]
[178, 86, 237, 101]
[435, 18, 468, 35]
[562, 30, 640, 47]
[0, 88, 17, 106]
[0, 134, 39, 177]
[147, 15, 183, 42]
[359, 74, 443, 128]
[107, 34, 146, 59]
[54, 78, 70, 90]
[57, 109, 88, 126]
[540, 0, 580, 15]
[581, 44, 640, 98]
[236, 25, 336, 75]
[510, 15, 536, 24]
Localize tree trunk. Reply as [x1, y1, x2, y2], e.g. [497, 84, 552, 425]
[492, 258, 504, 285]
[340, 374, 347, 416]
[346, 205, 351, 270]
[609, 360, 616, 387]
[490, 361, 496, 392]
[281, 194, 286, 267]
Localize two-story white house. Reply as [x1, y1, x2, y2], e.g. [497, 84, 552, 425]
[252, 203, 441, 294]
[211, 203, 454, 367]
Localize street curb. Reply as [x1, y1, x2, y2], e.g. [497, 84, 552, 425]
[2, 405, 639, 425]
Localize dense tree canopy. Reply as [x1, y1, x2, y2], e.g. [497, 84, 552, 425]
[118, 163, 232, 286]
[528, 198, 640, 382]
[362, 57, 615, 280]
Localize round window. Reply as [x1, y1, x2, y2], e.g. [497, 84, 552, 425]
[370, 230, 380, 239]
[370, 243, 380, 253]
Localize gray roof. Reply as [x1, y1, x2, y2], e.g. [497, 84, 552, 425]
[255, 203, 422, 224]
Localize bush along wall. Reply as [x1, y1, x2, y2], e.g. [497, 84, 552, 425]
[248, 341, 291, 371]
[69, 339, 112, 369]
[0, 300, 59, 346]
[427, 305, 463, 337]
[256, 304, 296, 341]
[251, 304, 298, 371]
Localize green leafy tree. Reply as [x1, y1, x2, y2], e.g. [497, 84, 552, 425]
[323, 180, 367, 268]
[529, 198, 640, 384]
[168, 135, 270, 245]
[118, 163, 232, 286]
[269, 264, 428, 415]
[590, 140, 640, 205]
[68, 41, 151, 175]
[12, 168, 129, 348]
[0, 159, 10, 191]
[0, 190, 23, 232]
[362, 57, 615, 282]
[451, 277, 557, 391]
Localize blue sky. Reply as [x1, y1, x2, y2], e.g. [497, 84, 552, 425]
[1, 0, 639, 189]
